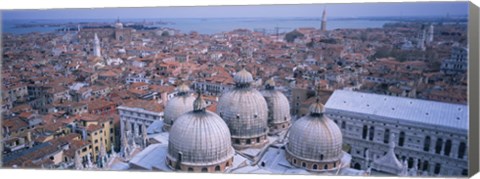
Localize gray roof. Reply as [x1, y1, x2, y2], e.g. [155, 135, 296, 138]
[129, 143, 171, 171]
[325, 90, 468, 130]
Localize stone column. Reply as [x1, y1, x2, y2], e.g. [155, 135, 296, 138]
[451, 140, 459, 158]
[134, 122, 139, 137]
[430, 136, 436, 154]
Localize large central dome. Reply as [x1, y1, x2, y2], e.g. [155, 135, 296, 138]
[163, 83, 196, 131]
[167, 94, 235, 172]
[217, 68, 269, 149]
[286, 99, 343, 172]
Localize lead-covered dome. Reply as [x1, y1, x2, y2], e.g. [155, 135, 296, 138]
[167, 94, 235, 172]
[233, 68, 254, 84]
[217, 68, 269, 149]
[163, 83, 196, 131]
[261, 79, 291, 135]
[286, 99, 343, 171]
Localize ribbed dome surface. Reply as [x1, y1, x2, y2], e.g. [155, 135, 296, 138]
[261, 89, 291, 126]
[287, 102, 343, 163]
[217, 88, 269, 139]
[233, 68, 254, 84]
[167, 111, 235, 166]
[163, 94, 196, 127]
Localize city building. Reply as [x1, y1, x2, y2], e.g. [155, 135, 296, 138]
[117, 99, 164, 146]
[324, 90, 468, 176]
[441, 46, 468, 75]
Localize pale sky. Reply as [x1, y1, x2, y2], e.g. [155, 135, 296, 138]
[2, 2, 469, 20]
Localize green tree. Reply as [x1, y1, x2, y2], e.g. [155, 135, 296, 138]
[284, 30, 304, 43]
[161, 31, 170, 37]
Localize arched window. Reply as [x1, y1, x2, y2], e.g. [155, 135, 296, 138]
[398, 131, 405, 147]
[383, 129, 390, 144]
[435, 138, 443, 154]
[341, 121, 346, 129]
[202, 168, 208, 172]
[246, 139, 251, 144]
[215, 165, 221, 171]
[293, 159, 297, 164]
[302, 162, 306, 167]
[444, 139, 452, 156]
[458, 142, 466, 159]
[417, 159, 422, 170]
[368, 126, 375, 141]
[354, 163, 361, 170]
[423, 136, 431, 152]
[362, 125, 368, 139]
[324, 164, 328, 170]
[320, 154, 324, 160]
[422, 161, 429, 171]
[313, 164, 318, 170]
[434, 163, 441, 175]
[408, 157, 414, 168]
[188, 168, 193, 172]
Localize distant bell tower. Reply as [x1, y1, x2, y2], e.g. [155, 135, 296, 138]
[93, 33, 102, 57]
[321, 8, 327, 31]
[427, 24, 434, 44]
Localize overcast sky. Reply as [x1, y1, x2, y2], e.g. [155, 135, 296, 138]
[2, 2, 469, 20]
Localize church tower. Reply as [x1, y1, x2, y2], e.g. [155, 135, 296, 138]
[427, 24, 434, 44]
[93, 33, 101, 57]
[321, 8, 327, 31]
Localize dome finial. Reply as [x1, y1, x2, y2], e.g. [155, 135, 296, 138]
[193, 90, 207, 112]
[309, 97, 324, 116]
[177, 80, 190, 95]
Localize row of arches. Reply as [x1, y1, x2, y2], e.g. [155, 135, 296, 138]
[424, 136, 466, 158]
[292, 158, 337, 171]
[167, 158, 232, 172]
[358, 124, 467, 159]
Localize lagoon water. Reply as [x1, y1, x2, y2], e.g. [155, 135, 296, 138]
[2, 18, 392, 35]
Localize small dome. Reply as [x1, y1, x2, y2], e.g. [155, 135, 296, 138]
[261, 82, 291, 135]
[167, 96, 234, 170]
[286, 100, 343, 170]
[163, 90, 196, 131]
[234, 68, 254, 84]
[309, 98, 325, 115]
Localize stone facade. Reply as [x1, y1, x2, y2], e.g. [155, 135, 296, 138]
[325, 108, 468, 176]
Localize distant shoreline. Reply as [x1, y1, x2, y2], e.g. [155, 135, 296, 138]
[2, 16, 468, 35]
